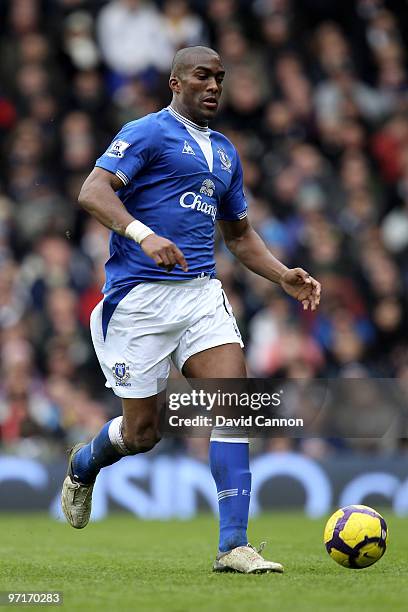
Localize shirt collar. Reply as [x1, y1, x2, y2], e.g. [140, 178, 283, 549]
[167, 105, 210, 133]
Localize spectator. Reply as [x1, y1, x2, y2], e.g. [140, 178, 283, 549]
[161, 0, 208, 50]
[97, 0, 173, 88]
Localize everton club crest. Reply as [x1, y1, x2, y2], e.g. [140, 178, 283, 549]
[112, 362, 131, 386]
[217, 147, 232, 173]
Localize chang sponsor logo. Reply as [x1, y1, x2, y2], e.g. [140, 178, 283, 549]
[179, 191, 217, 221]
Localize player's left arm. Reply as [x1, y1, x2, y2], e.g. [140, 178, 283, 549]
[219, 217, 321, 311]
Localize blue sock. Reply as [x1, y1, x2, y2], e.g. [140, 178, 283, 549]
[209, 440, 251, 552]
[72, 417, 129, 484]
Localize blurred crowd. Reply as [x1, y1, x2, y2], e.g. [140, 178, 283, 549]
[1, 0, 408, 459]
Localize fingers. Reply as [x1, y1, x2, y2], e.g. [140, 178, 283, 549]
[155, 250, 174, 272]
[152, 244, 188, 272]
[297, 272, 321, 311]
[302, 288, 319, 311]
[309, 276, 321, 294]
[309, 277, 321, 310]
[295, 268, 312, 284]
[294, 268, 321, 311]
[171, 245, 188, 272]
[153, 255, 173, 272]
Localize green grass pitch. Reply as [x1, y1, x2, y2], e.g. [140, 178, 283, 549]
[0, 513, 406, 611]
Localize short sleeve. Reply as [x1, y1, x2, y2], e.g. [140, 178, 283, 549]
[216, 151, 248, 221]
[95, 119, 153, 187]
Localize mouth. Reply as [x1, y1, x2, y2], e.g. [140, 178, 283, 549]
[202, 97, 218, 110]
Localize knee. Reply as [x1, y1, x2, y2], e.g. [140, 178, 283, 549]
[122, 422, 161, 454]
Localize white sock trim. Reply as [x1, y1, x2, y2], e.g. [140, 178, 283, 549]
[210, 437, 249, 443]
[108, 416, 129, 455]
[218, 488, 239, 500]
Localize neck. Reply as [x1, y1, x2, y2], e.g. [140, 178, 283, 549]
[170, 100, 208, 128]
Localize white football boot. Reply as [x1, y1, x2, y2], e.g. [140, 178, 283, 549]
[213, 542, 284, 574]
[61, 443, 94, 529]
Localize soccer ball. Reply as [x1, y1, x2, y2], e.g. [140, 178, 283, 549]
[324, 505, 388, 569]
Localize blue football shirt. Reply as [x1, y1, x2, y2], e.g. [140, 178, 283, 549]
[95, 106, 248, 292]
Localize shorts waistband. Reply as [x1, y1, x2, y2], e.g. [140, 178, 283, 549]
[155, 274, 212, 288]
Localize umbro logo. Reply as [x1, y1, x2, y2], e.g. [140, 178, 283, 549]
[182, 140, 195, 155]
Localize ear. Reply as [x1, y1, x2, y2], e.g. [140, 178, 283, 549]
[169, 75, 181, 94]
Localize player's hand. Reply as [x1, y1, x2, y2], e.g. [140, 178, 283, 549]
[140, 234, 188, 272]
[279, 268, 321, 311]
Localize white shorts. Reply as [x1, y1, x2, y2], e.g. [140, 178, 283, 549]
[90, 277, 243, 398]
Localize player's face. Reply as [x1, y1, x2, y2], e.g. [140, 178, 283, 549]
[180, 56, 225, 123]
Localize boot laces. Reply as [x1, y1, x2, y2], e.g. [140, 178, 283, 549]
[248, 541, 266, 555]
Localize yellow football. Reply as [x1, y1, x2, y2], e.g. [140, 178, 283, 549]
[324, 505, 388, 569]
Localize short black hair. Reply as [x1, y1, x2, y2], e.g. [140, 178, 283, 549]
[171, 46, 220, 78]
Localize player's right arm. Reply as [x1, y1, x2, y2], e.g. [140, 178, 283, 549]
[78, 167, 137, 235]
[78, 166, 187, 272]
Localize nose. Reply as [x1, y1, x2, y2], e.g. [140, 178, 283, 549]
[206, 77, 219, 93]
